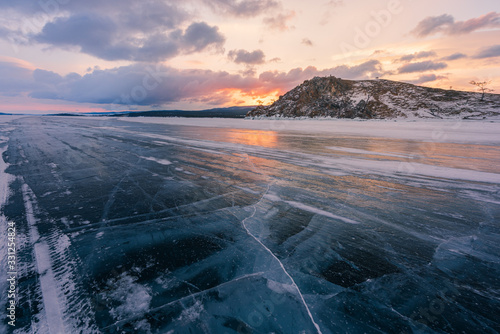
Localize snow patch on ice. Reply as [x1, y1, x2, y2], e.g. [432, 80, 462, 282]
[434, 235, 500, 269]
[285, 201, 360, 224]
[133, 319, 152, 333]
[55, 234, 71, 254]
[459, 190, 500, 205]
[264, 193, 282, 202]
[177, 300, 204, 324]
[106, 273, 152, 321]
[267, 279, 296, 295]
[313, 155, 500, 184]
[140, 156, 172, 166]
[155, 270, 179, 290]
[60, 217, 70, 228]
[327, 146, 410, 158]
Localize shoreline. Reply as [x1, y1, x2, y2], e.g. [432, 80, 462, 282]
[118, 116, 500, 145]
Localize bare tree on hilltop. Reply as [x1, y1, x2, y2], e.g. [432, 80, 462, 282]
[469, 80, 494, 101]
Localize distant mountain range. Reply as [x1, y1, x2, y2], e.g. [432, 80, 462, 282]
[247, 76, 500, 119]
[50, 106, 254, 118]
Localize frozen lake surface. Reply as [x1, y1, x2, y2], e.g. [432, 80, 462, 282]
[1, 116, 499, 333]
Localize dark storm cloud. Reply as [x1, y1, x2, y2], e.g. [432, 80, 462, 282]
[0, 0, 280, 20]
[0, 0, 281, 18]
[411, 12, 500, 37]
[398, 61, 447, 74]
[0, 0, 189, 17]
[228, 49, 266, 65]
[397, 51, 437, 62]
[181, 22, 225, 53]
[201, 0, 280, 17]
[35, 15, 118, 55]
[473, 44, 500, 59]
[28, 64, 261, 106]
[0, 1, 224, 62]
[34, 15, 225, 61]
[441, 52, 467, 61]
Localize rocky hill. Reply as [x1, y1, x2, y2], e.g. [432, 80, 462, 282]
[247, 76, 500, 119]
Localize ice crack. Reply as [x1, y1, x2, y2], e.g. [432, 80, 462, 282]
[241, 183, 323, 334]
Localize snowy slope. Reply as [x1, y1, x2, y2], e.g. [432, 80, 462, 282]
[247, 76, 500, 119]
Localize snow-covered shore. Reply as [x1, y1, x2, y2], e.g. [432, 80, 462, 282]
[120, 117, 500, 145]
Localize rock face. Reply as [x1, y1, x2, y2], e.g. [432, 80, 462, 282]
[247, 76, 500, 119]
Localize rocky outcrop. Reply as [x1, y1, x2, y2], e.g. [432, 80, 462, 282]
[247, 76, 500, 119]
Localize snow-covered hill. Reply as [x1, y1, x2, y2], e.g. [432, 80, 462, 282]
[247, 76, 500, 119]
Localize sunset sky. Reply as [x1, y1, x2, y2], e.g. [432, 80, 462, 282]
[0, 0, 499, 114]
